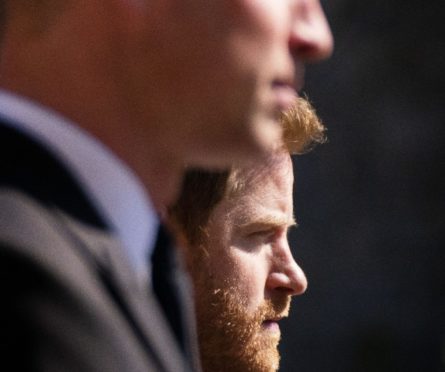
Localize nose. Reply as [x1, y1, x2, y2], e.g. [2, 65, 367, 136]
[266, 240, 308, 296]
[289, 0, 334, 62]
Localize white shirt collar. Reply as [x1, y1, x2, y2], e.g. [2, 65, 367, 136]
[0, 90, 158, 283]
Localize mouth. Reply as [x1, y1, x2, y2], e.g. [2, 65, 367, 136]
[261, 317, 283, 333]
[271, 80, 298, 112]
[271, 64, 305, 106]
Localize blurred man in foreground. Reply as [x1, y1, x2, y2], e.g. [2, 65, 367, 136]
[0, 1, 332, 370]
[170, 97, 326, 371]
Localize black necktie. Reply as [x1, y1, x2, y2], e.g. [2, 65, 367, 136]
[151, 224, 193, 358]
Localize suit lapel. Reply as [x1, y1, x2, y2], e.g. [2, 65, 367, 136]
[56, 211, 191, 372]
[0, 122, 195, 371]
[0, 122, 106, 228]
[0, 119, 202, 372]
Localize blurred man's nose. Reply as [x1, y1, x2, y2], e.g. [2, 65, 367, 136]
[266, 240, 308, 296]
[289, 0, 334, 62]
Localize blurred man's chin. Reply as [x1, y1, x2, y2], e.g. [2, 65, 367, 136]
[253, 115, 284, 154]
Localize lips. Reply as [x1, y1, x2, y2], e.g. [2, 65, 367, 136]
[272, 81, 298, 112]
[262, 320, 281, 333]
[272, 63, 305, 105]
[262, 315, 285, 332]
[258, 296, 291, 333]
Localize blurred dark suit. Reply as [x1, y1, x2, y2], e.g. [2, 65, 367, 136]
[0, 119, 198, 371]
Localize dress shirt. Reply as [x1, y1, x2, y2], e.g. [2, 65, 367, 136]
[0, 90, 158, 284]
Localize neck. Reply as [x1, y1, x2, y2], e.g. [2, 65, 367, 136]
[143, 161, 184, 219]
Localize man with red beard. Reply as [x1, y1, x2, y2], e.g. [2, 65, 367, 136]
[169, 97, 326, 372]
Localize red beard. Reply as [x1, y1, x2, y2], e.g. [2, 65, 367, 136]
[193, 283, 291, 372]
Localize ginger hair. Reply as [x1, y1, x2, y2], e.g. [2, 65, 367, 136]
[169, 96, 326, 245]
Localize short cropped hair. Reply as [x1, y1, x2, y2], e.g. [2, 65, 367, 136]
[169, 97, 326, 245]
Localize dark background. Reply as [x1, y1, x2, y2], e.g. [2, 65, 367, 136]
[282, 0, 445, 371]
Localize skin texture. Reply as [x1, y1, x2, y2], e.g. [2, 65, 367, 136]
[187, 153, 307, 372]
[121, 0, 333, 169]
[0, 0, 332, 209]
[0, 2, 331, 370]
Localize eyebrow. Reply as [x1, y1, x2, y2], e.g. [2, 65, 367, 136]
[235, 214, 298, 232]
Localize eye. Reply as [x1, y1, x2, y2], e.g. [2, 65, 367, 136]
[246, 228, 276, 240]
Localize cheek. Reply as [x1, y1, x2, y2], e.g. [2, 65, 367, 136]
[219, 250, 269, 311]
[232, 0, 289, 39]
[207, 253, 242, 286]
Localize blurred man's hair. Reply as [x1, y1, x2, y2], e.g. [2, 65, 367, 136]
[169, 96, 326, 246]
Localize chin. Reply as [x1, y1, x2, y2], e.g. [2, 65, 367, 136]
[252, 116, 283, 152]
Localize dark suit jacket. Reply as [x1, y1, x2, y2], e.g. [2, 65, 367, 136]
[0, 121, 199, 371]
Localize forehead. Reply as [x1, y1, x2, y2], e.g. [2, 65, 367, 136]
[213, 153, 294, 228]
[230, 153, 293, 199]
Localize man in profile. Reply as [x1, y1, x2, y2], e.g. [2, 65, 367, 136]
[170, 98, 326, 372]
[0, 0, 332, 371]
